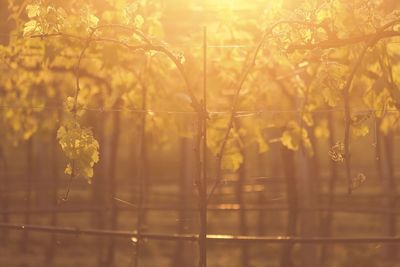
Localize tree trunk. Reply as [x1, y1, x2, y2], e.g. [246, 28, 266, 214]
[92, 115, 107, 267]
[0, 145, 9, 243]
[46, 132, 59, 266]
[105, 109, 121, 267]
[256, 152, 267, 236]
[20, 138, 34, 253]
[280, 147, 297, 267]
[382, 132, 398, 260]
[297, 145, 318, 267]
[172, 137, 193, 267]
[320, 113, 338, 266]
[134, 84, 148, 267]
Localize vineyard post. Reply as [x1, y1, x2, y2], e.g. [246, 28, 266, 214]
[280, 146, 297, 267]
[197, 25, 208, 267]
[133, 67, 148, 267]
[133, 66, 151, 229]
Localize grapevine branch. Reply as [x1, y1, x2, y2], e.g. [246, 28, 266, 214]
[30, 24, 204, 203]
[207, 17, 400, 200]
[287, 30, 400, 51]
[207, 20, 329, 201]
[341, 18, 400, 194]
[73, 29, 97, 115]
[31, 24, 202, 113]
[61, 29, 97, 201]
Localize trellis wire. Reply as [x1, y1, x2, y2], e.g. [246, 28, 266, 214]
[1, 205, 399, 214]
[0, 33, 262, 48]
[0, 105, 398, 115]
[1, 223, 400, 244]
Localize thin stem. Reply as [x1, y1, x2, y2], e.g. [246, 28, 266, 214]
[198, 26, 208, 267]
[133, 65, 148, 267]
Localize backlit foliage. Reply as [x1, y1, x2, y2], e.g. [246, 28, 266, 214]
[1, 0, 400, 190]
[57, 119, 99, 181]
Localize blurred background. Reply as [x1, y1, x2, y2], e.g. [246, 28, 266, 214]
[1, 0, 400, 267]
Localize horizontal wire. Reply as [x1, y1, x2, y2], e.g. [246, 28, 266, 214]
[0, 105, 398, 115]
[1, 33, 257, 48]
[1, 205, 399, 214]
[2, 223, 400, 243]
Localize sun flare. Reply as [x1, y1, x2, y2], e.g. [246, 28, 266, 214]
[1, 0, 400, 266]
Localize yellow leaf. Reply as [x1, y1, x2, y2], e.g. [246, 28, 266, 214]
[314, 120, 330, 140]
[26, 4, 40, 18]
[256, 129, 269, 153]
[23, 20, 39, 37]
[302, 112, 314, 127]
[134, 15, 144, 28]
[222, 151, 243, 171]
[351, 124, 369, 137]
[281, 122, 313, 155]
[281, 130, 299, 151]
[380, 113, 400, 135]
[322, 87, 340, 107]
[64, 164, 73, 176]
[88, 14, 99, 28]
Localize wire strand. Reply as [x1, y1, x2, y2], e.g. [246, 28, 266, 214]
[0, 105, 398, 116]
